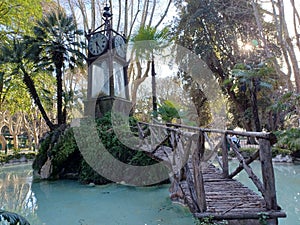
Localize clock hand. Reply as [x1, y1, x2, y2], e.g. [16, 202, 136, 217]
[95, 40, 100, 47]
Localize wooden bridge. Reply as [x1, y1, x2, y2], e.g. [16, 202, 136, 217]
[136, 122, 286, 225]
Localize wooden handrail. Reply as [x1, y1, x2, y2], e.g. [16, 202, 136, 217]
[147, 121, 275, 139]
[136, 121, 279, 214]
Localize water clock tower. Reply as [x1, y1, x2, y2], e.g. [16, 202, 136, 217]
[85, 6, 131, 117]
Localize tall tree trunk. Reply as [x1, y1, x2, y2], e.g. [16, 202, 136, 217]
[151, 59, 157, 117]
[270, 0, 300, 92]
[12, 134, 19, 149]
[91, 0, 96, 31]
[20, 67, 55, 131]
[290, 0, 300, 51]
[117, 0, 122, 32]
[250, 78, 261, 132]
[251, 0, 271, 58]
[78, 0, 89, 32]
[67, 0, 78, 29]
[128, 2, 140, 38]
[278, 0, 300, 93]
[124, 0, 128, 37]
[141, 0, 149, 27]
[148, 0, 156, 27]
[253, 0, 294, 91]
[270, 0, 293, 91]
[56, 66, 64, 125]
[130, 61, 151, 107]
[0, 135, 6, 151]
[7, 113, 22, 150]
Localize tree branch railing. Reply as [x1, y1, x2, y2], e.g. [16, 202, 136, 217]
[136, 122, 279, 213]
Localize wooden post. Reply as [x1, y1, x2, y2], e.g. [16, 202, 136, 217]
[193, 131, 207, 212]
[259, 137, 278, 225]
[221, 134, 229, 178]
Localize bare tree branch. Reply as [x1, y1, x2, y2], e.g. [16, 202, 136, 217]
[154, 0, 172, 29]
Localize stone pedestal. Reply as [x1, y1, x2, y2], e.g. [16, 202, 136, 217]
[85, 96, 132, 118]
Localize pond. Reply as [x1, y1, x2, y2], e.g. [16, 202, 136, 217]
[0, 162, 299, 225]
[230, 160, 300, 225]
[0, 164, 195, 225]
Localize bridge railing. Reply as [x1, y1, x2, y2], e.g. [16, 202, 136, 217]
[136, 122, 279, 214]
[136, 121, 206, 212]
[221, 130, 278, 211]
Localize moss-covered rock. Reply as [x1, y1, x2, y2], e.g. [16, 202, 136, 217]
[33, 113, 159, 185]
[33, 124, 84, 179]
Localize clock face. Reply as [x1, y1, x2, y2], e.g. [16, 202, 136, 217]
[88, 33, 108, 56]
[113, 35, 126, 58]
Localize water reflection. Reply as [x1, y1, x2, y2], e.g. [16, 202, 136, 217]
[0, 164, 194, 225]
[0, 164, 37, 217]
[273, 163, 300, 225]
[1, 162, 299, 225]
[230, 160, 300, 225]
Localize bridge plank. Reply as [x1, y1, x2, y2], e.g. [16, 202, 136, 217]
[188, 164, 286, 220]
[176, 161, 285, 220]
[137, 122, 286, 222]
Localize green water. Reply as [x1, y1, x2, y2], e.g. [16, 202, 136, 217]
[0, 162, 299, 225]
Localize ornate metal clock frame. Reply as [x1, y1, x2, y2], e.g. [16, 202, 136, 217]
[85, 6, 131, 118]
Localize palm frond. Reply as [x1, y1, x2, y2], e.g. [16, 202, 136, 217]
[0, 210, 30, 225]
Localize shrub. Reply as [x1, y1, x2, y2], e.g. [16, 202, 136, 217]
[275, 128, 300, 153]
[33, 124, 81, 179]
[78, 160, 110, 184]
[34, 113, 159, 184]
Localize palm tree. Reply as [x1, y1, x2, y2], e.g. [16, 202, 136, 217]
[28, 10, 85, 125]
[131, 26, 170, 118]
[0, 39, 55, 131]
[0, 209, 30, 225]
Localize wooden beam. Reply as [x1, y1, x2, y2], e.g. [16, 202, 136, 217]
[259, 138, 278, 210]
[230, 141, 265, 195]
[221, 134, 229, 178]
[157, 122, 272, 139]
[229, 150, 260, 179]
[193, 131, 207, 212]
[194, 211, 286, 220]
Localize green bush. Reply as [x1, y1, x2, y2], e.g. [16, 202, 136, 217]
[275, 128, 300, 153]
[50, 128, 78, 174]
[94, 113, 158, 166]
[34, 113, 159, 184]
[158, 100, 180, 123]
[0, 152, 36, 164]
[32, 131, 52, 171]
[79, 159, 110, 184]
[33, 125, 81, 179]
[240, 147, 258, 154]
[271, 147, 292, 157]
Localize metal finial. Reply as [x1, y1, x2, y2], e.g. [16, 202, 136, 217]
[103, 5, 112, 18]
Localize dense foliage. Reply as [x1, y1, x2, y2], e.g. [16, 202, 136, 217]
[0, 0, 299, 188]
[27, 9, 86, 127]
[172, 0, 299, 132]
[275, 128, 300, 154]
[0, 0, 44, 37]
[33, 113, 160, 184]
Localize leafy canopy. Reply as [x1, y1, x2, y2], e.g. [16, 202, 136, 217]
[0, 0, 44, 36]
